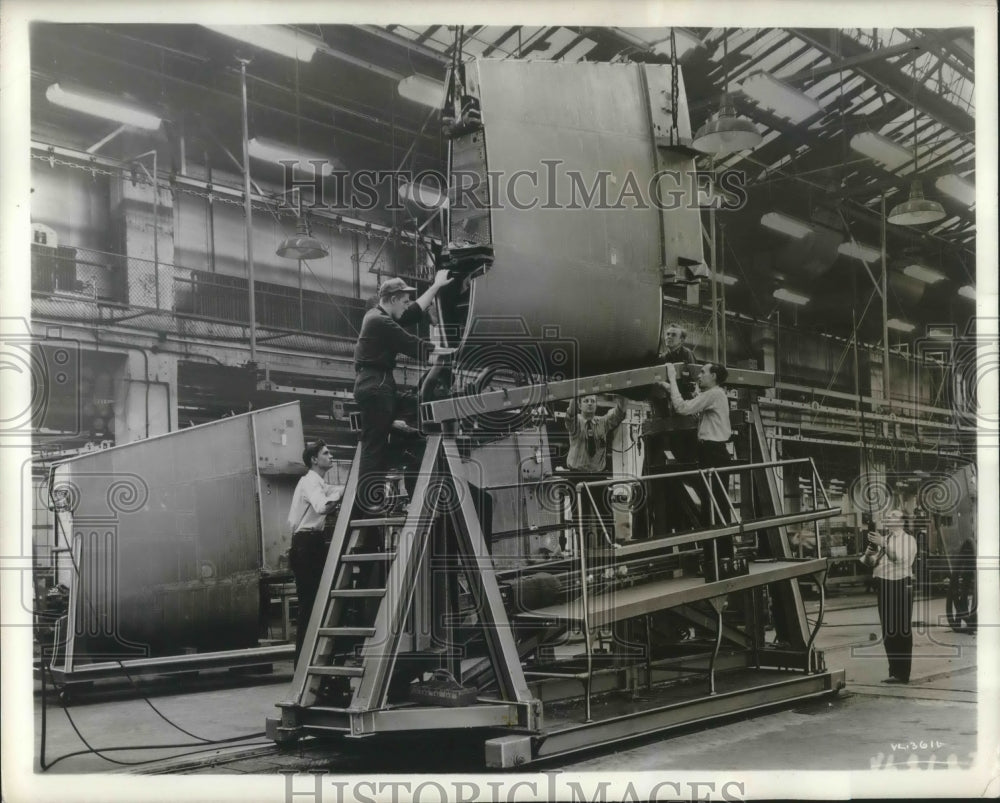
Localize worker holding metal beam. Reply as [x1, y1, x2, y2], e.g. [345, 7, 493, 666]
[352, 270, 453, 514]
[664, 362, 736, 578]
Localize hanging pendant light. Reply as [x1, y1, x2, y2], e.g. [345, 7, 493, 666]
[276, 55, 330, 261]
[887, 179, 946, 225]
[693, 29, 761, 155]
[888, 75, 945, 226]
[693, 94, 762, 154]
[277, 190, 329, 260]
[276, 218, 329, 260]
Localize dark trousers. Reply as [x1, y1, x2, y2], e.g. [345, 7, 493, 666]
[877, 577, 914, 681]
[354, 369, 397, 515]
[697, 440, 734, 576]
[289, 529, 332, 661]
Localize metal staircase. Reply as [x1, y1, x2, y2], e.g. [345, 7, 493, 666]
[269, 435, 539, 742]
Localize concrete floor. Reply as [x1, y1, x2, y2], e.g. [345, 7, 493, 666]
[30, 592, 982, 779]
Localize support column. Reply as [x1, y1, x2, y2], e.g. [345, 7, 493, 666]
[114, 350, 178, 443]
[112, 164, 175, 312]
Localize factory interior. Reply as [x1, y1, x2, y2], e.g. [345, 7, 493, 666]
[4, 15, 995, 791]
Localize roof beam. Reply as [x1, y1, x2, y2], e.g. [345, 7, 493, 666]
[778, 39, 926, 85]
[790, 29, 974, 144]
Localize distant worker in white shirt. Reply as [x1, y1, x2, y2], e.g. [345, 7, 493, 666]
[664, 362, 734, 576]
[287, 440, 344, 662]
[861, 509, 918, 684]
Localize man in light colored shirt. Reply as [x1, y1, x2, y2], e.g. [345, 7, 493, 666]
[664, 362, 734, 577]
[565, 394, 626, 474]
[862, 509, 918, 683]
[664, 362, 732, 447]
[564, 394, 626, 551]
[287, 440, 344, 661]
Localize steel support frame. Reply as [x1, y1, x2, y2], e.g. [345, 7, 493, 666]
[47, 644, 295, 684]
[421, 364, 774, 424]
[517, 668, 846, 767]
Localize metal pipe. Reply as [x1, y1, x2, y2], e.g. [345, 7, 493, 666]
[719, 222, 727, 365]
[206, 150, 216, 273]
[583, 483, 616, 547]
[805, 574, 827, 673]
[153, 149, 159, 309]
[710, 201, 719, 364]
[575, 485, 593, 723]
[811, 471, 821, 558]
[239, 58, 257, 364]
[575, 457, 819, 491]
[880, 192, 889, 407]
[708, 599, 723, 695]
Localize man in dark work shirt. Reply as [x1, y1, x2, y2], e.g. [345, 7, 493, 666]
[353, 270, 452, 513]
[658, 323, 699, 463]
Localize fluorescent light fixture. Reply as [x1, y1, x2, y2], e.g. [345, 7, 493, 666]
[926, 325, 955, 339]
[935, 173, 975, 207]
[623, 28, 703, 59]
[739, 72, 823, 123]
[886, 318, 915, 333]
[837, 240, 881, 263]
[713, 272, 738, 286]
[957, 285, 976, 300]
[902, 263, 946, 284]
[399, 181, 449, 215]
[247, 137, 337, 176]
[849, 131, 913, 170]
[760, 211, 814, 239]
[397, 74, 446, 108]
[46, 83, 161, 130]
[772, 288, 810, 305]
[203, 25, 321, 61]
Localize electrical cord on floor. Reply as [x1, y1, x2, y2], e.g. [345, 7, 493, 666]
[113, 660, 216, 743]
[39, 662, 266, 772]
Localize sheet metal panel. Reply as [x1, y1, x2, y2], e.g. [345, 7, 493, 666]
[450, 60, 703, 376]
[50, 403, 304, 661]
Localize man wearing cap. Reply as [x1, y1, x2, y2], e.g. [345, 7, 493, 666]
[353, 270, 453, 513]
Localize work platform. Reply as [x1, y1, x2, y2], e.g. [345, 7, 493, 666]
[268, 389, 846, 766]
[518, 559, 827, 626]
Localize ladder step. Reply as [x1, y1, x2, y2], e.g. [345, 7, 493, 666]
[350, 517, 407, 528]
[308, 665, 364, 677]
[342, 552, 396, 562]
[317, 627, 376, 638]
[330, 588, 386, 599]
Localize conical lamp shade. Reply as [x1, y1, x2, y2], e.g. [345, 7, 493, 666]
[887, 180, 946, 226]
[277, 220, 329, 260]
[692, 99, 762, 155]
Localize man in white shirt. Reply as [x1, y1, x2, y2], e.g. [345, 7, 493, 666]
[664, 362, 734, 578]
[287, 440, 344, 661]
[862, 509, 918, 683]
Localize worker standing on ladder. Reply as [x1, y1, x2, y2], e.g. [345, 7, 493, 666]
[353, 270, 453, 514]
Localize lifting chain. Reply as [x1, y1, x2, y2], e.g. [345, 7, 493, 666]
[669, 28, 679, 141]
